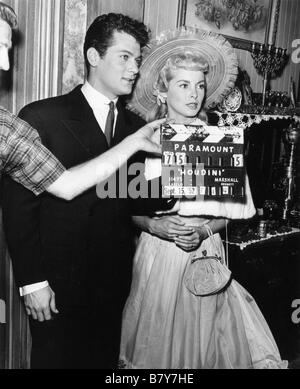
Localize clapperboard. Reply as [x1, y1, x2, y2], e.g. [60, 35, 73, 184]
[161, 123, 245, 199]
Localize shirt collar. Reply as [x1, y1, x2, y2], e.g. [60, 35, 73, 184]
[81, 81, 118, 110]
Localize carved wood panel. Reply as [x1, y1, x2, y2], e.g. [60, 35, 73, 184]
[87, 0, 145, 29]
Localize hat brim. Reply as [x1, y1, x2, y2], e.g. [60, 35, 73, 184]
[128, 27, 238, 119]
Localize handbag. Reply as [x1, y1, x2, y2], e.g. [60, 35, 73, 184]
[184, 224, 232, 296]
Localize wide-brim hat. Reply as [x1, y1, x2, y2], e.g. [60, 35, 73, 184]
[128, 27, 238, 119]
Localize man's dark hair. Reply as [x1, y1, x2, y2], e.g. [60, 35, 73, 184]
[84, 13, 149, 73]
[0, 2, 17, 28]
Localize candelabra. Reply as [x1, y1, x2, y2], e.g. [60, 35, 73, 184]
[282, 123, 300, 220]
[251, 42, 289, 106]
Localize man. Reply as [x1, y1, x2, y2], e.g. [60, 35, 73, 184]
[3, 12, 153, 369]
[0, 2, 161, 200]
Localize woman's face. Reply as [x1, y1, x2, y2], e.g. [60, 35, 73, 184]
[165, 68, 205, 123]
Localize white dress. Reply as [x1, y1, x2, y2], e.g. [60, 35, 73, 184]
[119, 215, 288, 369]
[120, 119, 287, 369]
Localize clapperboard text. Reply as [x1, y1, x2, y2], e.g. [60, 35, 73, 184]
[95, 124, 245, 201]
[161, 124, 246, 199]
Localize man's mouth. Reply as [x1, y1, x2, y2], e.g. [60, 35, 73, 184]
[123, 77, 136, 84]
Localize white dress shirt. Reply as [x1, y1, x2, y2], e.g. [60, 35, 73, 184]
[81, 81, 118, 135]
[20, 81, 118, 296]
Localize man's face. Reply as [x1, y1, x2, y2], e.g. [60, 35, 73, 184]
[0, 19, 12, 71]
[88, 31, 141, 100]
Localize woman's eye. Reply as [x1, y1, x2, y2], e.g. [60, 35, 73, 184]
[197, 84, 205, 89]
[179, 84, 188, 89]
[121, 55, 129, 61]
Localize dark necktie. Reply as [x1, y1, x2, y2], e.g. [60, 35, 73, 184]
[104, 101, 115, 147]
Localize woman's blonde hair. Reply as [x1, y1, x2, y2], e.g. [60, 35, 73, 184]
[147, 51, 209, 122]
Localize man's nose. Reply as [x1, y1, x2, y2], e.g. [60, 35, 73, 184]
[128, 59, 139, 74]
[0, 49, 10, 71]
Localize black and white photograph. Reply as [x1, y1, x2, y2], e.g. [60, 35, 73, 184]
[0, 0, 299, 371]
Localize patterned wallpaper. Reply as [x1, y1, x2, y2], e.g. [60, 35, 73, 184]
[62, 0, 87, 94]
[274, 0, 300, 96]
[61, 0, 146, 94]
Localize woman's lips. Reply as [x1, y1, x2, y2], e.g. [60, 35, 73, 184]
[186, 103, 199, 110]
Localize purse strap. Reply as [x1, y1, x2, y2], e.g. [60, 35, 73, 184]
[225, 220, 229, 268]
[203, 223, 229, 268]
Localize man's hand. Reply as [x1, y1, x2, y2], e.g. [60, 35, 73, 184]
[149, 215, 195, 241]
[24, 286, 59, 322]
[130, 118, 167, 154]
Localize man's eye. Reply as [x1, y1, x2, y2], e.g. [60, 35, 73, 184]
[197, 84, 205, 89]
[135, 59, 142, 67]
[121, 55, 129, 61]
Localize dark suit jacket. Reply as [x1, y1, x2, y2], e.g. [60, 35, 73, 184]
[2, 85, 146, 312]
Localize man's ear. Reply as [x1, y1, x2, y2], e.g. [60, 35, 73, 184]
[87, 47, 100, 68]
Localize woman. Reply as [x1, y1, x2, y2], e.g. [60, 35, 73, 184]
[120, 28, 287, 369]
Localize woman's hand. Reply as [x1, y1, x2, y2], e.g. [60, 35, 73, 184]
[149, 215, 194, 241]
[174, 226, 207, 252]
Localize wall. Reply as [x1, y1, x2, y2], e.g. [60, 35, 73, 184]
[274, 0, 300, 95]
[182, 0, 300, 95]
[0, 0, 299, 369]
[0, 208, 6, 369]
[0, 0, 65, 369]
[1, 0, 299, 109]
[61, 0, 300, 96]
